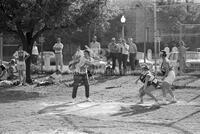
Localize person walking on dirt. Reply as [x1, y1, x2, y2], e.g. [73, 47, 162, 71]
[135, 64, 159, 104]
[72, 49, 95, 103]
[13, 45, 30, 86]
[53, 37, 64, 72]
[160, 50, 177, 103]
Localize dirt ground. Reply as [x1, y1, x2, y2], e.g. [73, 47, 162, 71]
[0, 74, 200, 134]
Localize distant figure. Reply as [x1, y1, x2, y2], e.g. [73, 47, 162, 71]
[53, 37, 64, 72]
[120, 39, 129, 75]
[177, 40, 189, 74]
[0, 64, 8, 81]
[128, 38, 137, 71]
[89, 36, 101, 56]
[32, 41, 39, 64]
[13, 45, 30, 85]
[72, 45, 84, 60]
[7, 59, 16, 80]
[108, 37, 119, 73]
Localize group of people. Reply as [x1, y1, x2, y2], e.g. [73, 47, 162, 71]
[108, 37, 137, 75]
[136, 50, 177, 104]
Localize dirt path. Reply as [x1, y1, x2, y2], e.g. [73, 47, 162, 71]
[0, 75, 200, 134]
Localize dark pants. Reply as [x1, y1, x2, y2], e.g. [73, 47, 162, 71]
[72, 73, 89, 99]
[122, 54, 128, 70]
[110, 53, 117, 70]
[32, 55, 38, 64]
[129, 53, 136, 70]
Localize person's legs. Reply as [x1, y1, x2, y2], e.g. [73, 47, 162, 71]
[72, 74, 81, 99]
[144, 85, 158, 102]
[163, 82, 176, 102]
[129, 53, 134, 70]
[83, 74, 90, 99]
[117, 53, 122, 75]
[122, 54, 128, 74]
[132, 53, 136, 70]
[60, 54, 63, 72]
[138, 86, 145, 103]
[55, 54, 59, 71]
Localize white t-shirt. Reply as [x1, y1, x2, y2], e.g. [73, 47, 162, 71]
[32, 46, 39, 55]
[121, 43, 129, 55]
[53, 43, 64, 53]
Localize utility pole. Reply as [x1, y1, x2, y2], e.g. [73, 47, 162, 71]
[154, 0, 158, 76]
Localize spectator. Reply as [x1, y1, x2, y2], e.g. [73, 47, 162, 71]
[121, 39, 129, 75]
[0, 64, 8, 81]
[53, 37, 64, 72]
[89, 36, 101, 56]
[7, 59, 17, 80]
[128, 38, 137, 71]
[32, 41, 39, 64]
[13, 45, 30, 85]
[108, 37, 120, 74]
[72, 45, 84, 60]
[177, 40, 189, 75]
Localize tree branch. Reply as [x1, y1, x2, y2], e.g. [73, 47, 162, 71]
[32, 25, 48, 41]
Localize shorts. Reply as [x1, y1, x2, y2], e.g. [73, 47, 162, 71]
[164, 70, 176, 85]
[17, 62, 26, 71]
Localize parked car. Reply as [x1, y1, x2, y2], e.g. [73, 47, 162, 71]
[168, 51, 200, 72]
[38, 51, 56, 65]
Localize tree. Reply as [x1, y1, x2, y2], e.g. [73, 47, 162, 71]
[0, 0, 115, 83]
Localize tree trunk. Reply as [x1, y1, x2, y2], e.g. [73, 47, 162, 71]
[24, 32, 34, 84]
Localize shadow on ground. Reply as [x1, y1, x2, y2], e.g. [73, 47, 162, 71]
[111, 105, 160, 117]
[0, 89, 41, 103]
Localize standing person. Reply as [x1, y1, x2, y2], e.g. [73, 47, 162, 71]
[72, 50, 95, 103]
[72, 45, 84, 60]
[89, 36, 101, 57]
[121, 39, 129, 75]
[160, 50, 177, 103]
[0, 64, 8, 81]
[128, 38, 137, 71]
[108, 37, 119, 74]
[53, 37, 64, 72]
[13, 45, 30, 85]
[177, 40, 189, 75]
[32, 41, 39, 65]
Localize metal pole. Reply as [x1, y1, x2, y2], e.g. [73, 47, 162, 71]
[0, 33, 3, 64]
[154, 0, 157, 76]
[144, 7, 147, 63]
[122, 24, 125, 39]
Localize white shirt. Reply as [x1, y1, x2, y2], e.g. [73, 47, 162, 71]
[90, 41, 101, 55]
[129, 42, 137, 54]
[32, 46, 39, 55]
[121, 43, 129, 55]
[53, 42, 64, 53]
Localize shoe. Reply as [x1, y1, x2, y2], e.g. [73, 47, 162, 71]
[171, 97, 177, 103]
[72, 98, 78, 104]
[86, 98, 92, 102]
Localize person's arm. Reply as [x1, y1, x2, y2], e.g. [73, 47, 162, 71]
[135, 77, 140, 84]
[24, 51, 30, 60]
[53, 44, 56, 50]
[13, 51, 18, 60]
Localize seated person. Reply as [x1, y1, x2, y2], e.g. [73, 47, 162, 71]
[7, 59, 17, 80]
[0, 64, 8, 81]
